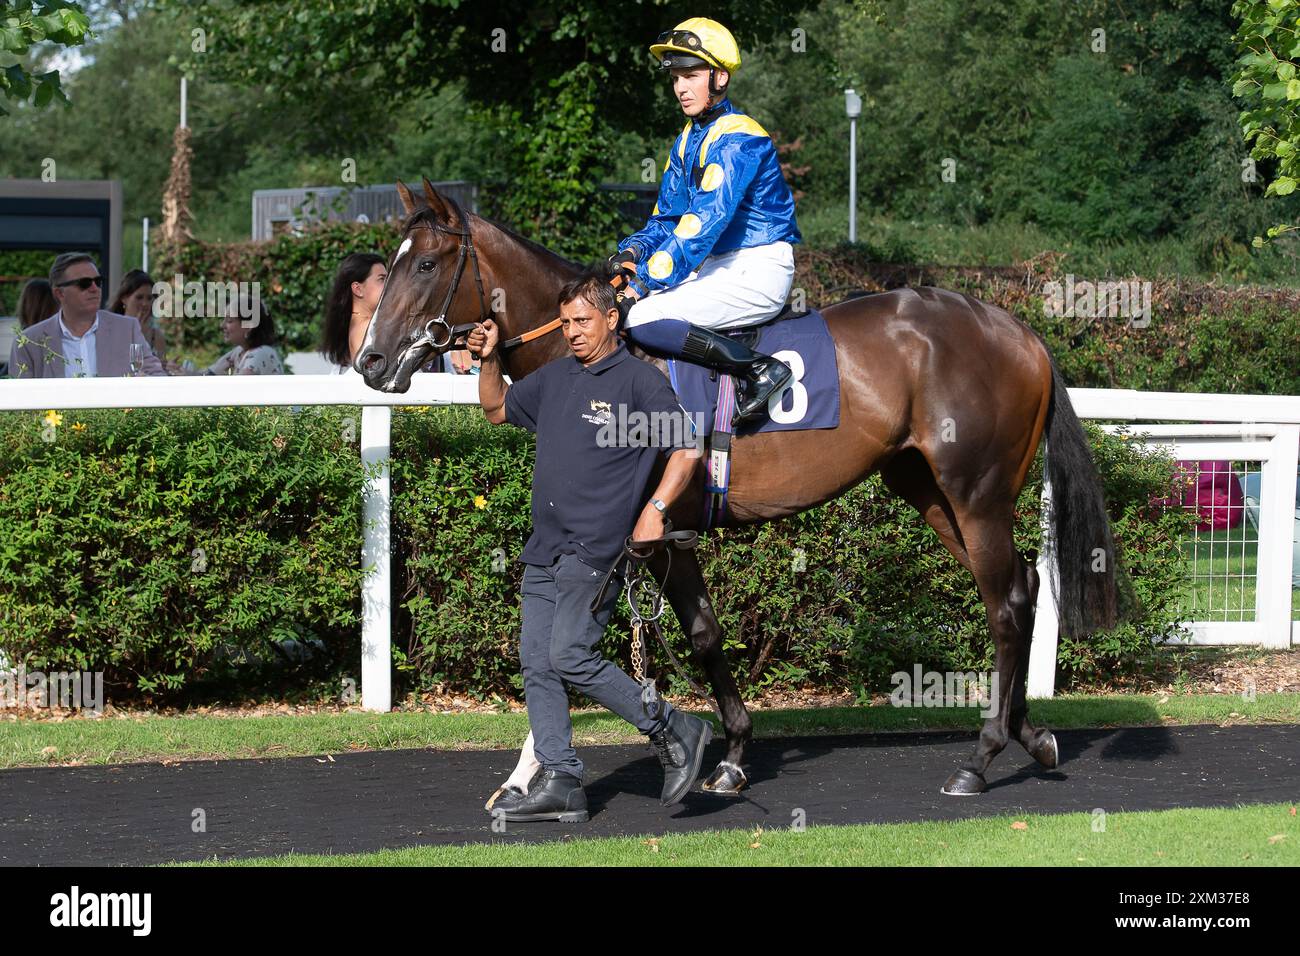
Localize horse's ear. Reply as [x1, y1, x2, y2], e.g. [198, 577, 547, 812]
[422, 176, 459, 226]
[396, 180, 417, 215]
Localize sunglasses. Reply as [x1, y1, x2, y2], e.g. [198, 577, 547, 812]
[56, 276, 104, 290]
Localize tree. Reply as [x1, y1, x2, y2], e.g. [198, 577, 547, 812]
[0, 0, 91, 115]
[1233, 0, 1300, 244]
[159, 0, 811, 258]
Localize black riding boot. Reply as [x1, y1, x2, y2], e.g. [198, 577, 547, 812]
[678, 327, 792, 428]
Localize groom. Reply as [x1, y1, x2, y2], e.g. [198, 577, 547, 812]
[467, 267, 712, 823]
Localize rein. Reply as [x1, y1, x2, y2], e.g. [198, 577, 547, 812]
[404, 212, 633, 358]
[590, 522, 723, 725]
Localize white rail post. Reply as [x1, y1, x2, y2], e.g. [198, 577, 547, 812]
[360, 405, 392, 711]
[1028, 473, 1059, 698]
[1257, 425, 1300, 649]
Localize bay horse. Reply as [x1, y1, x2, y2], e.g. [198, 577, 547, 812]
[356, 179, 1119, 797]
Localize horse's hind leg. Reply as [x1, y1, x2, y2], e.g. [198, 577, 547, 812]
[1007, 558, 1059, 770]
[662, 546, 751, 794]
[882, 453, 1055, 793]
[940, 513, 1048, 795]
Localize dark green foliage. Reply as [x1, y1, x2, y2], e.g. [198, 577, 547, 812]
[0, 402, 1190, 704]
[795, 250, 1300, 396]
[0, 0, 90, 115]
[0, 248, 58, 314]
[0, 405, 367, 698]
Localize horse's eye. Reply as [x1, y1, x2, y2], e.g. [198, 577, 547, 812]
[418, 259, 435, 273]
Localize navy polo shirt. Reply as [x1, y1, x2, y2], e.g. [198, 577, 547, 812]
[504, 342, 695, 571]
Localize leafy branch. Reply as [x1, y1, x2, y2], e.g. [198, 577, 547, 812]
[1232, 0, 1300, 244]
[0, 1, 92, 115]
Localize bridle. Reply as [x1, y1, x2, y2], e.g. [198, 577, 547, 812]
[392, 195, 644, 366]
[397, 196, 567, 360]
[402, 196, 493, 355]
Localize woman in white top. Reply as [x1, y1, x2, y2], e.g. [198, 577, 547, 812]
[204, 295, 283, 375]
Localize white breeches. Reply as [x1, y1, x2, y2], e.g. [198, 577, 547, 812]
[624, 241, 795, 331]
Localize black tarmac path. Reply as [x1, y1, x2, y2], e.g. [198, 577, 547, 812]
[1, 724, 1295, 865]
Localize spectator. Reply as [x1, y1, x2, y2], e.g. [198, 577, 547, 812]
[110, 270, 166, 362]
[321, 251, 472, 376]
[321, 252, 385, 374]
[201, 294, 283, 375]
[17, 278, 58, 329]
[8, 252, 165, 378]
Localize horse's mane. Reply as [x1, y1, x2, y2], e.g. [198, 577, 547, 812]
[405, 204, 583, 277]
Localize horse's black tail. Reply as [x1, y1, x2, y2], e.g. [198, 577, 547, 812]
[1043, 359, 1119, 638]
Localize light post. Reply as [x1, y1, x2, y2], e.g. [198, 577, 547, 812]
[845, 88, 862, 244]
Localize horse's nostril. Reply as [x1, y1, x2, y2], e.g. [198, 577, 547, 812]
[360, 350, 387, 377]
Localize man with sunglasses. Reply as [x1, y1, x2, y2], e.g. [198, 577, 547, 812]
[614, 17, 802, 429]
[9, 252, 166, 378]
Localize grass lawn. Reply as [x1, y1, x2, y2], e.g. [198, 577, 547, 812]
[1181, 527, 1256, 621]
[181, 803, 1299, 867]
[1178, 527, 1300, 621]
[5, 692, 1297, 770]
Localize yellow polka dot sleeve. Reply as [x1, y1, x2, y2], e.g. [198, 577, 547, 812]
[635, 134, 766, 292]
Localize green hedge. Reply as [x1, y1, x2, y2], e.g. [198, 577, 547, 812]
[0, 249, 59, 316]
[0, 405, 1191, 705]
[796, 252, 1300, 396]
[0, 406, 367, 698]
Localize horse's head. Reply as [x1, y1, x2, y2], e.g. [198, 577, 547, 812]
[355, 178, 489, 392]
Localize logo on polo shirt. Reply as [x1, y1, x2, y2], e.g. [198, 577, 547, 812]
[582, 399, 613, 427]
[594, 402, 706, 458]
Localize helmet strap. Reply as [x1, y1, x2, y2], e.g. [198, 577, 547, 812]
[707, 67, 729, 100]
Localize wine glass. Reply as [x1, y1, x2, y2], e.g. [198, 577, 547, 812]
[128, 343, 145, 377]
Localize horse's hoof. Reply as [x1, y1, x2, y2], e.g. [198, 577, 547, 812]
[701, 761, 747, 795]
[941, 769, 986, 796]
[1029, 731, 1059, 769]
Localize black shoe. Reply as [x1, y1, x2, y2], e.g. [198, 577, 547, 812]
[492, 769, 588, 823]
[648, 709, 713, 806]
[677, 326, 792, 428]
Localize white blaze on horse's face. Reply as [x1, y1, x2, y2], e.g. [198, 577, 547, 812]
[353, 238, 410, 373]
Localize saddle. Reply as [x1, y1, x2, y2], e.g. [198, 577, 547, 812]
[720, 302, 802, 351]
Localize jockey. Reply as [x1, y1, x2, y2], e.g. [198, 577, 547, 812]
[615, 17, 802, 428]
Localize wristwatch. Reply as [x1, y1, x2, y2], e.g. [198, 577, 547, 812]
[650, 497, 667, 514]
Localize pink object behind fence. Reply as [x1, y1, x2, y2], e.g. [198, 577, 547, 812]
[1174, 460, 1245, 531]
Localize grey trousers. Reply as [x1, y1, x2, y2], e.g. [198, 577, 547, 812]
[519, 552, 673, 779]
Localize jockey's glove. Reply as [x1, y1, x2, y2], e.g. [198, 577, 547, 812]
[615, 291, 636, 327]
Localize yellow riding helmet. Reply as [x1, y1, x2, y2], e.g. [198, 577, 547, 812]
[649, 17, 741, 75]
